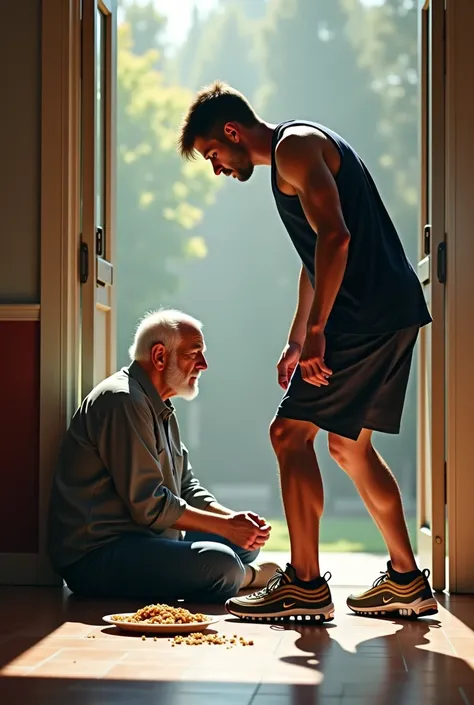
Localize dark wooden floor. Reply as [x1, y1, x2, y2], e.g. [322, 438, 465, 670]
[0, 584, 473, 704]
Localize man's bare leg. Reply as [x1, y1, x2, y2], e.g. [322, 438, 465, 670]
[328, 429, 417, 573]
[270, 416, 322, 581]
[224, 416, 334, 620]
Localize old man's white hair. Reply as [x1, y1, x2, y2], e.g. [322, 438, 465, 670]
[128, 308, 203, 362]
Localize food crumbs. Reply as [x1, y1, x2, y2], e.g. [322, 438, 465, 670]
[169, 633, 254, 648]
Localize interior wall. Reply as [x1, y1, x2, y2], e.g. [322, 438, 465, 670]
[0, 0, 41, 560]
[0, 322, 40, 552]
[0, 0, 41, 303]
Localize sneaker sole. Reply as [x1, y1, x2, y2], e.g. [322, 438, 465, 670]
[348, 597, 438, 619]
[226, 602, 335, 623]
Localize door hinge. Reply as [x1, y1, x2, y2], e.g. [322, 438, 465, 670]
[79, 241, 89, 284]
[437, 239, 447, 284]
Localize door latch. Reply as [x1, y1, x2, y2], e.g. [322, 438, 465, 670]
[96, 226, 104, 257]
[423, 224, 431, 256]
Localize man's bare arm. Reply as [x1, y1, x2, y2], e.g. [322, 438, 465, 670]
[288, 265, 314, 347]
[172, 505, 227, 532]
[275, 132, 350, 334]
[206, 501, 233, 516]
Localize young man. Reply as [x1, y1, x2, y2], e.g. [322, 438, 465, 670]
[48, 309, 278, 602]
[177, 81, 438, 622]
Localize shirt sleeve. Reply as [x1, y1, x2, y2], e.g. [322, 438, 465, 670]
[180, 443, 217, 509]
[97, 398, 187, 532]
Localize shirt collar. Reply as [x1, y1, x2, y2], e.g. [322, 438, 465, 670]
[127, 361, 174, 420]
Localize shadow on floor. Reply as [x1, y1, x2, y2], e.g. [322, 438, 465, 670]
[270, 617, 474, 704]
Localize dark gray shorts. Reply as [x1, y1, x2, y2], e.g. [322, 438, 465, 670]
[276, 325, 420, 441]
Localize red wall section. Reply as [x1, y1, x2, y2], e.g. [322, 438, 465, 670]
[0, 321, 40, 552]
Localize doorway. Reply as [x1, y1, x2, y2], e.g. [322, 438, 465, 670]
[33, 0, 472, 591]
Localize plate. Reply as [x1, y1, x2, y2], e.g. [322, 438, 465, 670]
[102, 613, 219, 634]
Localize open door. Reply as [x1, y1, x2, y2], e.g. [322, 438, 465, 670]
[80, 0, 117, 398]
[417, 0, 446, 592]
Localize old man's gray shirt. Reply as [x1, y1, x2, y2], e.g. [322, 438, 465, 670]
[48, 361, 216, 571]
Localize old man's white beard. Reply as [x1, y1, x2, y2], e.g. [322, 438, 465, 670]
[166, 352, 200, 401]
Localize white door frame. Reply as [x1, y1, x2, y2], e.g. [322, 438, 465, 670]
[0, 0, 81, 585]
[38, 0, 82, 585]
[445, 0, 474, 593]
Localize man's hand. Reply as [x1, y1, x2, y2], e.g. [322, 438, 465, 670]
[220, 512, 271, 550]
[277, 341, 302, 389]
[246, 511, 269, 528]
[300, 329, 332, 387]
[246, 512, 272, 550]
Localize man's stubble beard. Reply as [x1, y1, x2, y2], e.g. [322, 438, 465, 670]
[230, 143, 254, 182]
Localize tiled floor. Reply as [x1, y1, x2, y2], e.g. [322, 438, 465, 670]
[0, 580, 473, 705]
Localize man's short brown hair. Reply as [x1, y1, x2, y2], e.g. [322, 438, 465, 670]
[178, 81, 258, 160]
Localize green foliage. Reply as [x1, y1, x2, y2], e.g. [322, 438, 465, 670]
[343, 0, 419, 261]
[175, 1, 265, 94]
[119, 0, 167, 68]
[218, 0, 267, 21]
[261, 0, 383, 176]
[116, 7, 218, 365]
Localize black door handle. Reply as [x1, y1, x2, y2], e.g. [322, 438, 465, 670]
[80, 242, 89, 284]
[437, 241, 446, 284]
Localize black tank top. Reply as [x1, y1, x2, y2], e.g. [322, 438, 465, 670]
[271, 120, 432, 334]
